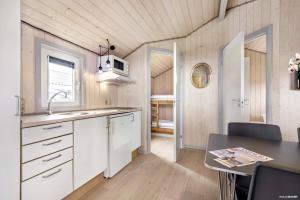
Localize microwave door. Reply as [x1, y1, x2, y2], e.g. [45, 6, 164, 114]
[114, 59, 124, 71]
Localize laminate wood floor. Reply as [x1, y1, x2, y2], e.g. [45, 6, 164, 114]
[151, 135, 174, 162]
[79, 149, 219, 200]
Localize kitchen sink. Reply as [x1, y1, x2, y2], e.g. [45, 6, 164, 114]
[79, 112, 90, 115]
[57, 112, 74, 116]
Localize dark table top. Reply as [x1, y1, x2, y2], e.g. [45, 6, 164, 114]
[204, 134, 300, 176]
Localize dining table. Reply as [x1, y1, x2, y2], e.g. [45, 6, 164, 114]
[204, 133, 300, 200]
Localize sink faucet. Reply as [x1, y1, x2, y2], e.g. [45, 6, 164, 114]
[47, 91, 68, 115]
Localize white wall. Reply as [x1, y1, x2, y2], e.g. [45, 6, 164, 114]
[278, 0, 300, 142]
[121, 0, 300, 151]
[0, 0, 20, 199]
[21, 23, 118, 114]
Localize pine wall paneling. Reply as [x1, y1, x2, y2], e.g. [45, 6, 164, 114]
[21, 23, 118, 114]
[245, 49, 266, 122]
[119, 0, 284, 151]
[22, 0, 299, 152]
[151, 68, 174, 121]
[279, 0, 300, 142]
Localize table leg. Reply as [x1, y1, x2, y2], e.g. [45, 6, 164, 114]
[218, 172, 237, 200]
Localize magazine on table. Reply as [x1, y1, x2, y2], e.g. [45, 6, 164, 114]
[209, 147, 273, 168]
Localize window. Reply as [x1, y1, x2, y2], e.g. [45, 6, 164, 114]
[48, 56, 75, 102]
[37, 42, 84, 110]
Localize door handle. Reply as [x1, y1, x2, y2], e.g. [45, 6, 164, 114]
[42, 139, 62, 146]
[42, 154, 62, 162]
[43, 125, 63, 130]
[14, 95, 20, 116]
[42, 169, 62, 178]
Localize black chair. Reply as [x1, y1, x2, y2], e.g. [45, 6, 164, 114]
[227, 122, 282, 200]
[248, 163, 300, 200]
[228, 122, 282, 141]
[298, 127, 300, 142]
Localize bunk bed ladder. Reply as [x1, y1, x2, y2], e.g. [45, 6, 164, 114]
[151, 101, 159, 128]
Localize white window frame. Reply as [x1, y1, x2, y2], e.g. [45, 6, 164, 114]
[36, 40, 85, 111]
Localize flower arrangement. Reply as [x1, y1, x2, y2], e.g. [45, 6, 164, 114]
[288, 53, 300, 73]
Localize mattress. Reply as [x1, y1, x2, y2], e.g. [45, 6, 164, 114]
[152, 120, 174, 129]
[150, 95, 175, 100]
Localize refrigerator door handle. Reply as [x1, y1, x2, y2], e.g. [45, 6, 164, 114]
[14, 95, 20, 116]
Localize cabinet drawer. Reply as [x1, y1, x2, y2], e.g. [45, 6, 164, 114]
[22, 147, 73, 181]
[22, 134, 73, 163]
[22, 161, 73, 200]
[22, 121, 73, 145]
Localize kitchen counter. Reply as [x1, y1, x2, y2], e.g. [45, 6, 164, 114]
[21, 107, 141, 128]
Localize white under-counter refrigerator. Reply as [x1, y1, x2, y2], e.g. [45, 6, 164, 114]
[104, 112, 135, 178]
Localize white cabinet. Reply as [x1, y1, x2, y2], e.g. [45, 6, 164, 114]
[74, 117, 108, 189]
[21, 122, 74, 200]
[22, 148, 73, 181]
[22, 134, 73, 163]
[131, 111, 141, 151]
[22, 121, 73, 145]
[22, 161, 73, 200]
[0, 1, 20, 199]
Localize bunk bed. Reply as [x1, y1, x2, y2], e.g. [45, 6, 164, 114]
[151, 95, 174, 134]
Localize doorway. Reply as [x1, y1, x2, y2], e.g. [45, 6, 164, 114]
[245, 34, 267, 123]
[219, 25, 272, 134]
[149, 49, 175, 162]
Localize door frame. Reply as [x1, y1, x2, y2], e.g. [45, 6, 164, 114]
[218, 25, 273, 134]
[146, 47, 174, 154]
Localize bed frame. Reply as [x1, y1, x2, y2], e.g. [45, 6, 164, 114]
[151, 98, 174, 135]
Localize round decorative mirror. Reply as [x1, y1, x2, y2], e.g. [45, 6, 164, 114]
[190, 63, 212, 89]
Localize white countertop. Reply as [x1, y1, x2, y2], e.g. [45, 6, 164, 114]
[21, 108, 141, 128]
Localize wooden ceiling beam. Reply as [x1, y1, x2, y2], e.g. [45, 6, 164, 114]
[219, 0, 228, 20]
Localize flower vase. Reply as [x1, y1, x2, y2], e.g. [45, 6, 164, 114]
[291, 70, 300, 90]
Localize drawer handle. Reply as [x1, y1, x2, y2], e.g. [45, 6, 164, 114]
[42, 169, 62, 179]
[42, 139, 62, 146]
[43, 125, 62, 130]
[42, 154, 62, 162]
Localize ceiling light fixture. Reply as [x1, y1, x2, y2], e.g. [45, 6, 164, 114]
[97, 39, 116, 73]
[98, 45, 103, 73]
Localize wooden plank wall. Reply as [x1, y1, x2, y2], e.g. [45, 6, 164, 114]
[151, 69, 173, 95]
[182, 0, 281, 149]
[117, 39, 183, 152]
[245, 49, 266, 122]
[151, 69, 173, 121]
[21, 0, 300, 152]
[279, 0, 300, 142]
[120, 0, 283, 151]
[21, 23, 118, 114]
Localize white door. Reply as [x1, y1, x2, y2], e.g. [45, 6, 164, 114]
[131, 111, 141, 151]
[173, 42, 183, 161]
[244, 57, 251, 122]
[222, 32, 245, 134]
[0, 1, 20, 200]
[74, 117, 108, 189]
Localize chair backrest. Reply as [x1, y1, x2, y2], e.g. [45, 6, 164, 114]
[298, 127, 300, 142]
[248, 163, 300, 200]
[228, 122, 282, 141]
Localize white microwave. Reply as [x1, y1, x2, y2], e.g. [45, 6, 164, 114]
[98, 55, 129, 76]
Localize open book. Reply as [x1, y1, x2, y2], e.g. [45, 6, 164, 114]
[209, 147, 273, 168]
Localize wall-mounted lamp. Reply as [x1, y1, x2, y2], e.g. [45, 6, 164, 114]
[98, 45, 103, 74]
[98, 39, 115, 73]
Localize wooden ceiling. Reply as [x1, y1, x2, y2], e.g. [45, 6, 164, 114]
[151, 52, 173, 78]
[21, 0, 220, 58]
[245, 34, 266, 53]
